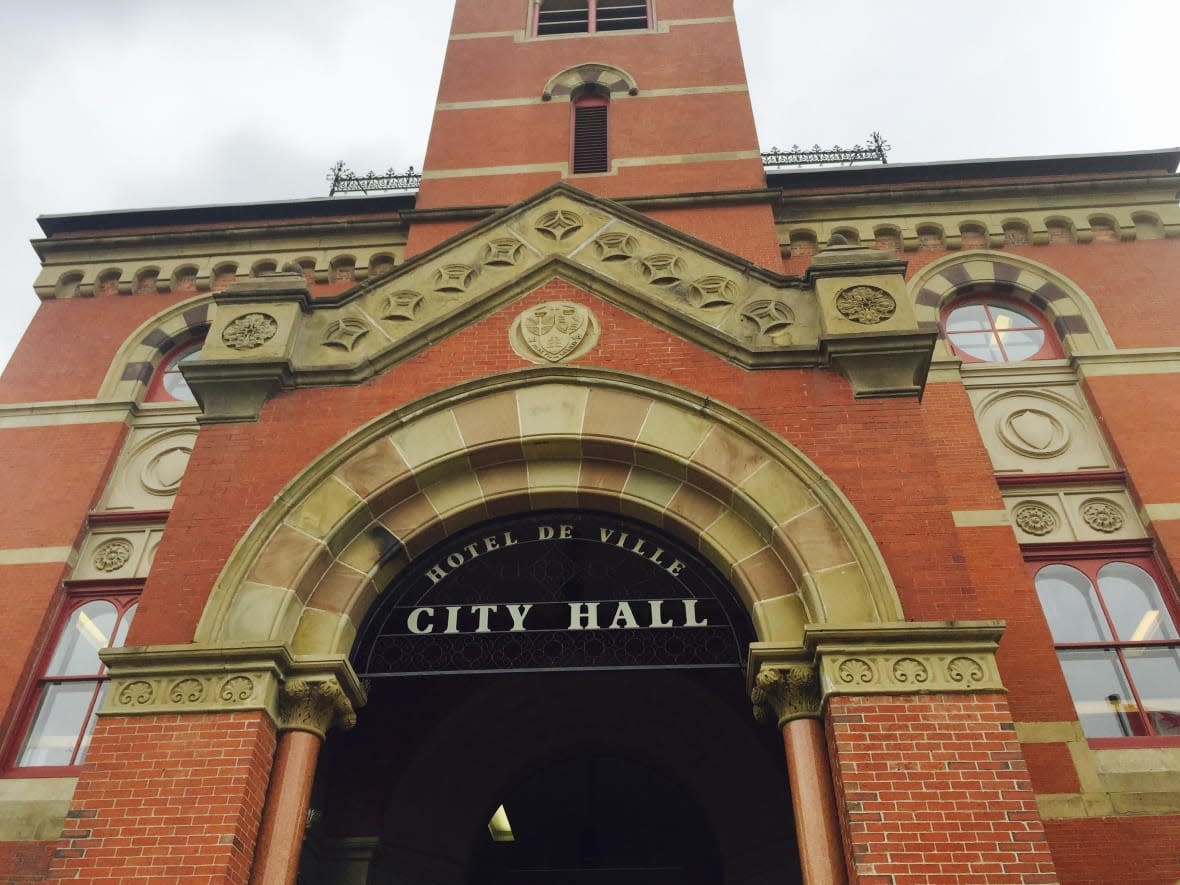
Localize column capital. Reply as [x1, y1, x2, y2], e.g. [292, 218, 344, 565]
[751, 665, 822, 726]
[278, 677, 357, 739]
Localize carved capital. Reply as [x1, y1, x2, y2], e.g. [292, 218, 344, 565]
[751, 665, 822, 726]
[278, 678, 357, 739]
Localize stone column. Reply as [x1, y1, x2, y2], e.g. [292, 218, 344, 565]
[751, 664, 847, 885]
[250, 678, 359, 885]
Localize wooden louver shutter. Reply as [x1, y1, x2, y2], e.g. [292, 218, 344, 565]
[572, 105, 608, 174]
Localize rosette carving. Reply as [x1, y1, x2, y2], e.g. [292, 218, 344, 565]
[1081, 500, 1125, 533]
[93, 538, 134, 572]
[118, 680, 156, 707]
[750, 666, 821, 726]
[221, 312, 278, 350]
[1013, 502, 1058, 537]
[947, 657, 986, 688]
[169, 678, 206, 704]
[835, 285, 896, 325]
[219, 675, 256, 703]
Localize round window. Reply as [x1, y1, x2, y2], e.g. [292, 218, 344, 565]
[943, 300, 1055, 363]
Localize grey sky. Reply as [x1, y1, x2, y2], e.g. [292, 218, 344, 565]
[1, 1, 1177, 374]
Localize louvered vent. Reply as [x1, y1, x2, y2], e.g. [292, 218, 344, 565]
[596, 0, 648, 31]
[572, 106, 609, 174]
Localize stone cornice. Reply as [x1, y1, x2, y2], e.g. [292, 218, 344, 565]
[98, 642, 366, 736]
[747, 621, 1006, 724]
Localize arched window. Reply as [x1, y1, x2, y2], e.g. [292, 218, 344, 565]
[571, 88, 609, 174]
[146, 339, 204, 403]
[1034, 559, 1180, 741]
[10, 594, 138, 769]
[536, 0, 650, 36]
[941, 296, 1060, 363]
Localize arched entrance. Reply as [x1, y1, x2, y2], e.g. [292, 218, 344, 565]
[299, 511, 800, 884]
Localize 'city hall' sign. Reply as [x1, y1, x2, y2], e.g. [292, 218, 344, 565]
[354, 512, 754, 677]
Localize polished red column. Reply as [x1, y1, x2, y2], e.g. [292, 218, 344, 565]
[783, 718, 846, 885]
[250, 730, 322, 885]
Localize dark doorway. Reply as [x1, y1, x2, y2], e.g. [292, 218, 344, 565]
[471, 753, 722, 885]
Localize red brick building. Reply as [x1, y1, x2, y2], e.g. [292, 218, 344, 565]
[2, 2, 1179, 883]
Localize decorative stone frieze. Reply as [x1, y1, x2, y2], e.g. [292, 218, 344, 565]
[747, 621, 1005, 718]
[1003, 486, 1143, 543]
[98, 643, 366, 736]
[750, 664, 822, 726]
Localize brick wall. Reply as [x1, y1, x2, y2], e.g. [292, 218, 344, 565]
[48, 712, 275, 883]
[826, 692, 1059, 885]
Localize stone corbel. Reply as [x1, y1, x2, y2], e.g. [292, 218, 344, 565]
[181, 273, 310, 423]
[806, 243, 936, 398]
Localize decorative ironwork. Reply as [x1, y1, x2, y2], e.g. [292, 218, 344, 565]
[327, 161, 421, 196]
[761, 132, 890, 169]
[353, 511, 756, 678]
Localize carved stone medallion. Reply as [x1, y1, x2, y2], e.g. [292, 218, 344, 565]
[141, 445, 193, 495]
[222, 312, 278, 350]
[1003, 409, 1069, 458]
[434, 264, 476, 293]
[1013, 502, 1058, 536]
[1081, 499, 1125, 533]
[482, 238, 525, 267]
[534, 210, 584, 241]
[689, 276, 737, 309]
[380, 291, 424, 322]
[593, 232, 638, 262]
[93, 538, 134, 572]
[639, 253, 685, 286]
[323, 318, 370, 352]
[742, 299, 795, 336]
[835, 285, 897, 325]
[518, 302, 594, 363]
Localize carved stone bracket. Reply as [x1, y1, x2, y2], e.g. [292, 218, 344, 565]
[747, 621, 1006, 724]
[99, 642, 367, 734]
[278, 677, 357, 739]
[750, 665, 822, 726]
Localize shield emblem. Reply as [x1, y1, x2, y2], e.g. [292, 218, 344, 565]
[522, 302, 589, 362]
[1007, 409, 1064, 453]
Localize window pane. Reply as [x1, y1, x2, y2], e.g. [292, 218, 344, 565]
[113, 603, 138, 648]
[162, 346, 201, 402]
[989, 305, 1038, 330]
[74, 682, 109, 764]
[16, 682, 97, 766]
[1123, 647, 1180, 736]
[1098, 562, 1178, 641]
[1036, 565, 1111, 642]
[944, 304, 990, 332]
[997, 329, 1045, 361]
[1058, 649, 1138, 738]
[46, 601, 117, 676]
[947, 331, 1004, 362]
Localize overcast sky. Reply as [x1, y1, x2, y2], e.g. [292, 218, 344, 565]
[1, 1, 1177, 375]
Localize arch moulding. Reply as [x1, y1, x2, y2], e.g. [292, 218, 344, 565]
[194, 367, 902, 658]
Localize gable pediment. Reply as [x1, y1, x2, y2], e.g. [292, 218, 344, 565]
[185, 183, 934, 421]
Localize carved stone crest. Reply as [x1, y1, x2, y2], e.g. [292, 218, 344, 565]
[93, 538, 134, 572]
[1013, 502, 1058, 536]
[1003, 409, 1069, 457]
[519, 302, 593, 363]
[1081, 499, 1125, 533]
[221, 312, 278, 350]
[835, 285, 897, 325]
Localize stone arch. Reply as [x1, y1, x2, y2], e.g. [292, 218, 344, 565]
[910, 251, 1115, 359]
[194, 369, 902, 657]
[542, 62, 639, 101]
[96, 293, 213, 400]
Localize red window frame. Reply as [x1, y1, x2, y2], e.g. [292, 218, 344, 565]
[145, 339, 203, 403]
[533, 0, 652, 36]
[941, 294, 1062, 364]
[1028, 548, 1180, 747]
[4, 588, 140, 776]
